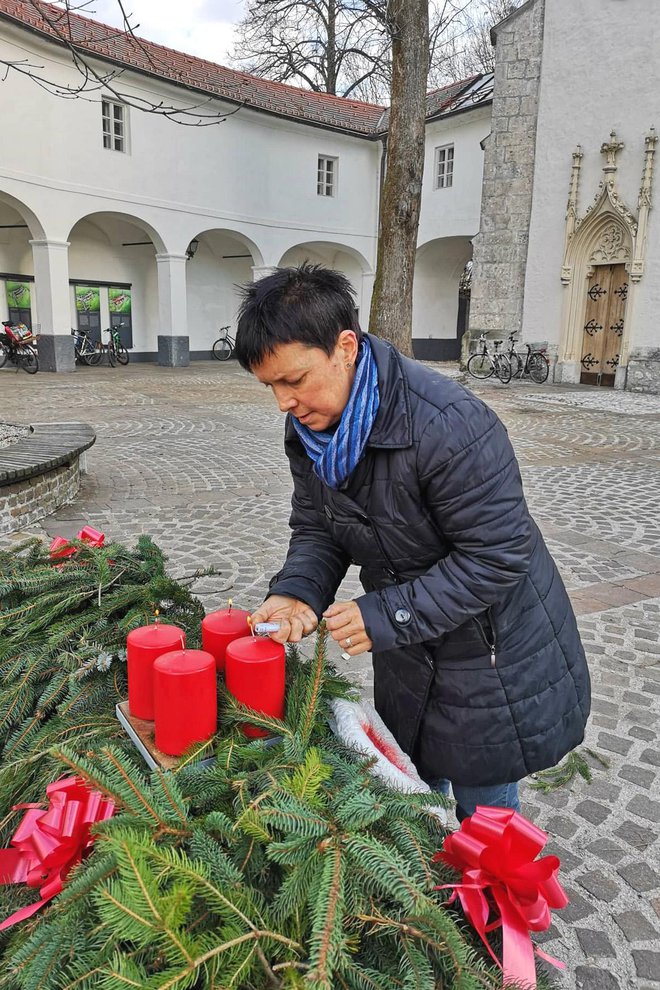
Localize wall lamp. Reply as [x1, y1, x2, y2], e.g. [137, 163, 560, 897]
[185, 238, 200, 260]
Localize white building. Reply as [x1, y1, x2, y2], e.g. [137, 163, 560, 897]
[470, 0, 660, 392]
[0, 0, 491, 371]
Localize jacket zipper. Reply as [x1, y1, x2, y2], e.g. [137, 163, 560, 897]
[475, 608, 497, 668]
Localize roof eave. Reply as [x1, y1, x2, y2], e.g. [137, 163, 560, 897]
[0, 10, 380, 138]
[425, 96, 493, 126]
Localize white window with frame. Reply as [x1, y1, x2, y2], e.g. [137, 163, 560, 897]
[434, 144, 454, 189]
[102, 99, 128, 152]
[317, 155, 338, 197]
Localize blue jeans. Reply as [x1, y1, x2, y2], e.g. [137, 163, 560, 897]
[430, 778, 520, 823]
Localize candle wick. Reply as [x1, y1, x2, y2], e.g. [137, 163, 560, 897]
[228, 598, 233, 614]
[154, 608, 160, 626]
[248, 615, 256, 638]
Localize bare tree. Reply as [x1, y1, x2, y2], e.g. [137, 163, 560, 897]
[1, 0, 240, 124]
[229, 0, 385, 99]
[443, 0, 523, 77]
[230, 1, 471, 102]
[368, 0, 429, 355]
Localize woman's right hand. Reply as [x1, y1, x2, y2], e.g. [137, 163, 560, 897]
[250, 595, 318, 644]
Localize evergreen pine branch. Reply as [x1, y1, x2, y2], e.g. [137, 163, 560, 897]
[296, 623, 328, 748]
[529, 747, 610, 793]
[48, 746, 191, 837]
[0, 542, 558, 990]
[281, 747, 333, 807]
[306, 841, 346, 990]
[339, 960, 404, 990]
[219, 690, 294, 741]
[384, 819, 437, 890]
[257, 792, 329, 840]
[345, 835, 424, 912]
[270, 849, 322, 925]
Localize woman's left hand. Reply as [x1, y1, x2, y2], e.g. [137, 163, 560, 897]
[323, 600, 372, 656]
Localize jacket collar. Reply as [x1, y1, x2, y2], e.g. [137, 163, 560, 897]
[365, 333, 413, 449]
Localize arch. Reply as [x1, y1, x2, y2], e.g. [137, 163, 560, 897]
[0, 189, 46, 240]
[186, 228, 264, 269]
[0, 192, 46, 329]
[184, 229, 264, 354]
[567, 207, 634, 272]
[66, 210, 167, 253]
[413, 236, 473, 360]
[276, 240, 371, 273]
[66, 211, 166, 354]
[275, 241, 372, 327]
[559, 186, 636, 374]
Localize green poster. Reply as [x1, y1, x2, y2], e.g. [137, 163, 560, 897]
[6, 281, 31, 309]
[75, 285, 101, 312]
[108, 287, 132, 314]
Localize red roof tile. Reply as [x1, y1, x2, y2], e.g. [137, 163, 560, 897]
[0, 1, 490, 135]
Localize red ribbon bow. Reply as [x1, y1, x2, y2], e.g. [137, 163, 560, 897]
[0, 776, 114, 930]
[50, 526, 105, 562]
[433, 806, 568, 988]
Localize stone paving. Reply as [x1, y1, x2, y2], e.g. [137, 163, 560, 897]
[1, 362, 659, 990]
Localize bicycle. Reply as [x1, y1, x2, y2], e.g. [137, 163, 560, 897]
[212, 326, 235, 361]
[0, 321, 39, 374]
[505, 333, 549, 383]
[97, 324, 130, 366]
[71, 328, 102, 366]
[467, 333, 512, 383]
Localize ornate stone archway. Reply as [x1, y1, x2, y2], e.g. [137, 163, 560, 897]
[558, 128, 657, 387]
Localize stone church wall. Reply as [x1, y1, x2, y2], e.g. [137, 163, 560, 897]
[522, 0, 660, 393]
[467, 0, 545, 352]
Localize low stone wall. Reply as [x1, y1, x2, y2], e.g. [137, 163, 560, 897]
[626, 348, 660, 394]
[0, 422, 96, 536]
[0, 460, 80, 535]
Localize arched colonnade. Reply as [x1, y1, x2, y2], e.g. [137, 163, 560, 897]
[0, 189, 375, 371]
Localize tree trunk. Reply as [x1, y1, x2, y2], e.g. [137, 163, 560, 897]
[368, 0, 429, 357]
[327, 0, 337, 95]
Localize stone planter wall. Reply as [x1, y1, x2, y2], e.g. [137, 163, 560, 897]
[0, 461, 80, 535]
[0, 423, 96, 536]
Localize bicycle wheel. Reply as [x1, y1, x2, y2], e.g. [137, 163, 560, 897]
[0, 342, 7, 369]
[116, 345, 129, 365]
[108, 344, 117, 368]
[212, 337, 232, 361]
[87, 344, 103, 367]
[494, 354, 512, 384]
[21, 348, 39, 374]
[467, 352, 495, 379]
[509, 352, 524, 378]
[528, 352, 550, 384]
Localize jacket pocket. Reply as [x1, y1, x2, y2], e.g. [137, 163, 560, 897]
[474, 608, 497, 668]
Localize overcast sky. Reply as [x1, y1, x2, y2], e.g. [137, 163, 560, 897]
[89, 0, 245, 65]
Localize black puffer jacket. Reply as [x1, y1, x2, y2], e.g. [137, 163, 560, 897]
[269, 334, 591, 786]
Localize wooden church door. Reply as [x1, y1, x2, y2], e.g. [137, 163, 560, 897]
[580, 264, 628, 387]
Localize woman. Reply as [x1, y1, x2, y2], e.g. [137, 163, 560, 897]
[237, 263, 590, 820]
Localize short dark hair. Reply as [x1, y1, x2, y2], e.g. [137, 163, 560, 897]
[234, 262, 362, 370]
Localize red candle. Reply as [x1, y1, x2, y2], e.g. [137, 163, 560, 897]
[202, 606, 251, 671]
[153, 649, 217, 756]
[225, 636, 286, 738]
[127, 623, 186, 720]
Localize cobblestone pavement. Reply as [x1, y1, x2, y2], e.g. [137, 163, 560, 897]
[1, 362, 660, 990]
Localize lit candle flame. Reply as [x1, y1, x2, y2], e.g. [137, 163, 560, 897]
[228, 598, 233, 614]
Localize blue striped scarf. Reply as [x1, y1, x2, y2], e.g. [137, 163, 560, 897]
[292, 337, 380, 489]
